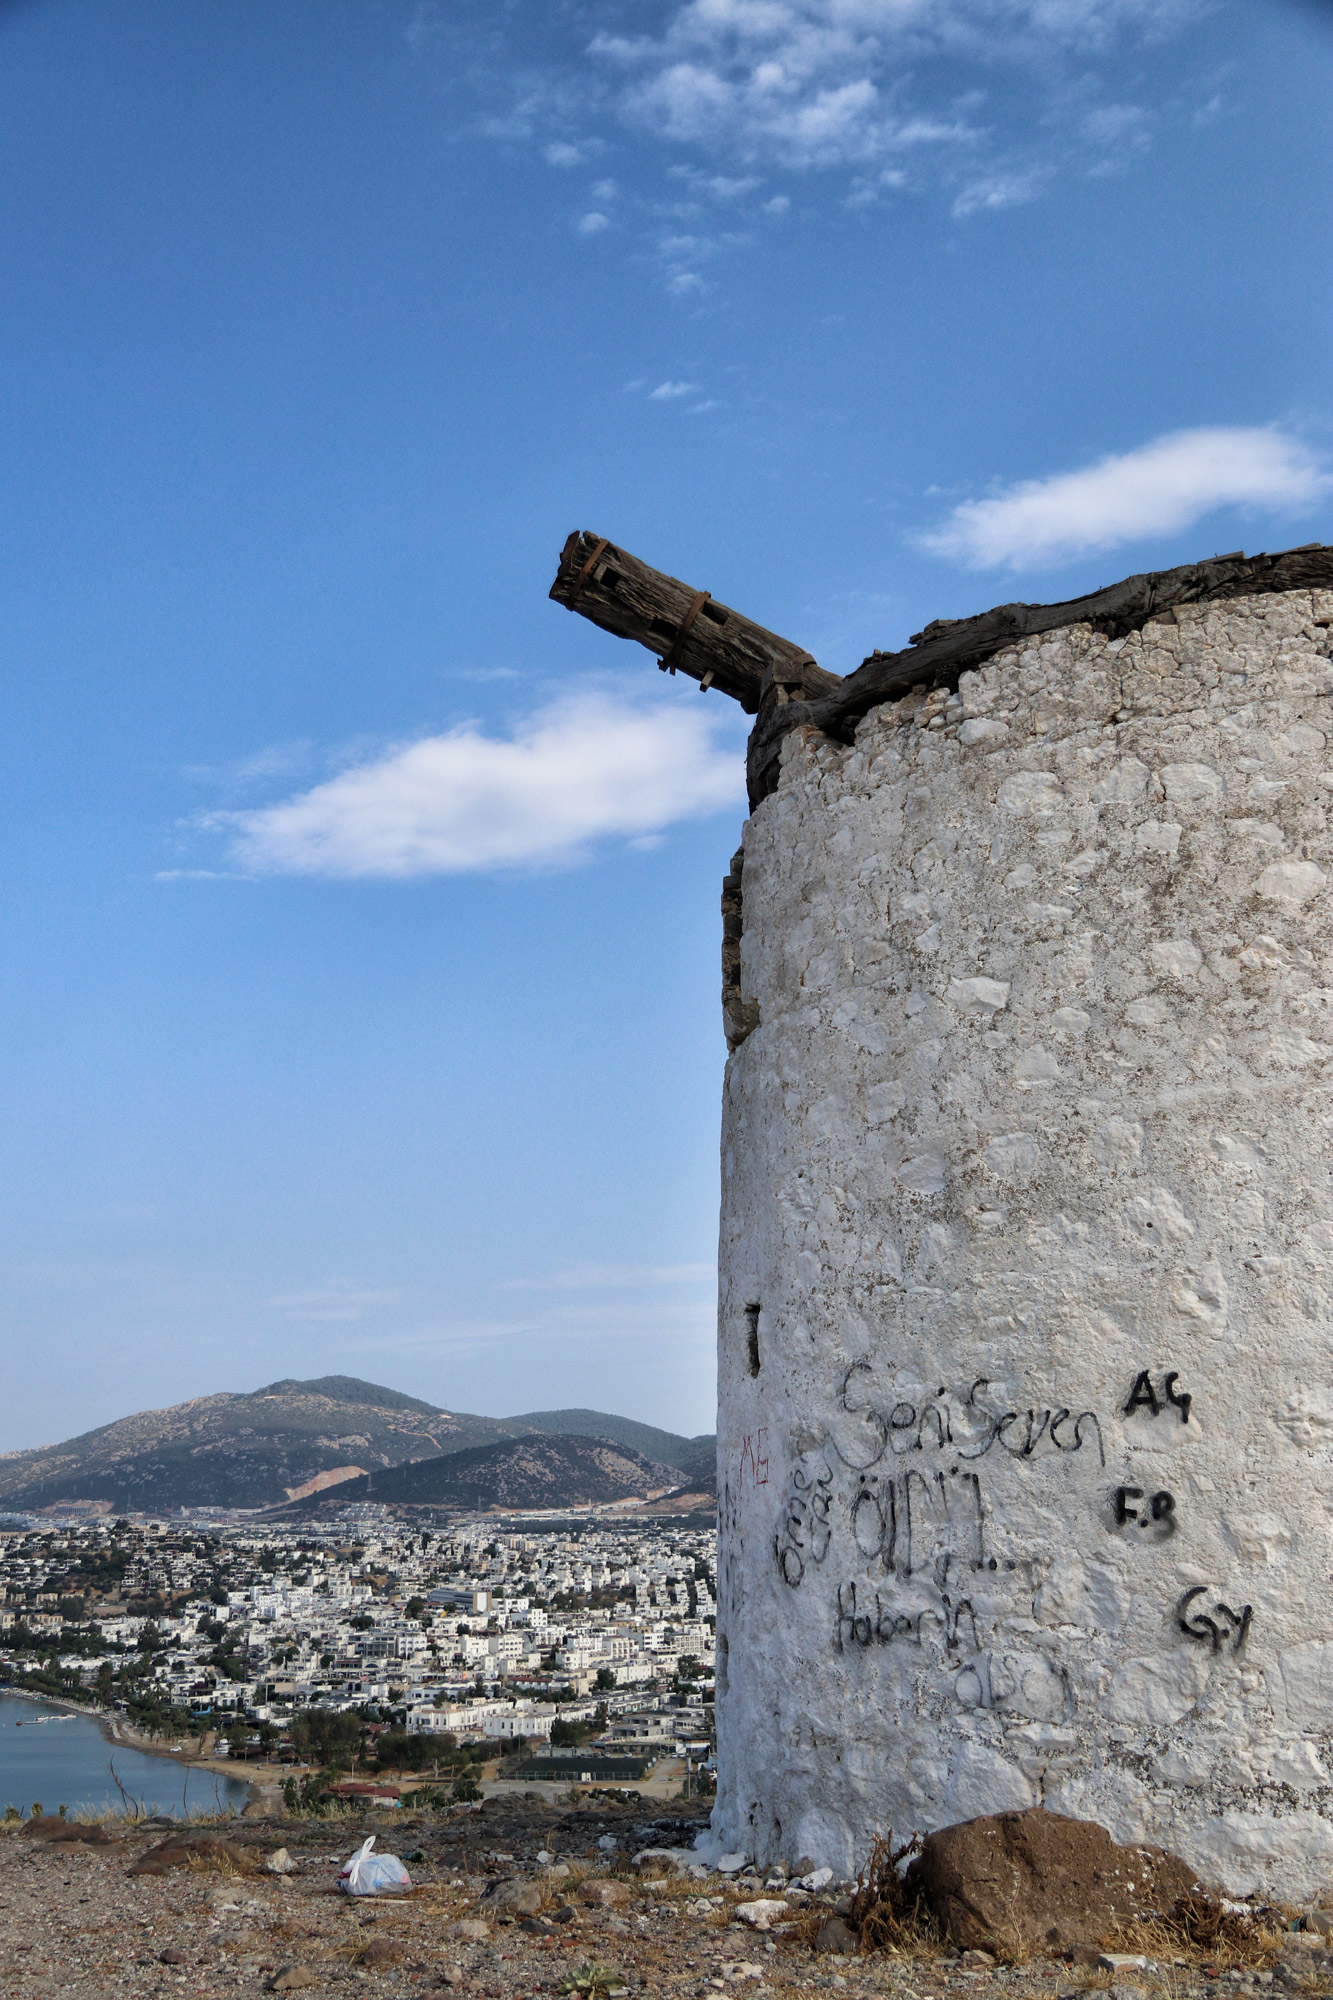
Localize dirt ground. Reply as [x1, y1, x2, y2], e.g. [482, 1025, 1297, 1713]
[0, 1796, 1329, 2000]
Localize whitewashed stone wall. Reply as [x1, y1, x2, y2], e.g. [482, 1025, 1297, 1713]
[713, 588, 1333, 1899]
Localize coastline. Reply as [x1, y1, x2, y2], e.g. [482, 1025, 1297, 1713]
[104, 1718, 296, 1789]
[2, 1686, 274, 1800]
[3, 1688, 103, 1721]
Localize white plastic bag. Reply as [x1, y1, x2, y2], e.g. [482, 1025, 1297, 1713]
[339, 1835, 412, 1896]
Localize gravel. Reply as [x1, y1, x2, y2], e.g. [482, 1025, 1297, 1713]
[0, 1800, 1318, 2000]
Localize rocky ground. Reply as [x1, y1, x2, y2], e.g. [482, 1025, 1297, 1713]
[0, 1797, 1328, 2000]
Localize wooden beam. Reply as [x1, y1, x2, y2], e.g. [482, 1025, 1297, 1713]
[550, 530, 842, 714]
[747, 542, 1333, 804]
[813, 543, 1333, 738]
[550, 533, 1333, 812]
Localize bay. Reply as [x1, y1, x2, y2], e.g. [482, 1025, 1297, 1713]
[0, 1691, 250, 1818]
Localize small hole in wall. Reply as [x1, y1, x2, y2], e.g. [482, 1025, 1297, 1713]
[717, 1632, 729, 1695]
[745, 1303, 761, 1377]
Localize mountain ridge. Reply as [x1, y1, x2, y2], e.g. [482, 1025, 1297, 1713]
[280, 1432, 696, 1516]
[506, 1409, 715, 1487]
[0, 1378, 715, 1514]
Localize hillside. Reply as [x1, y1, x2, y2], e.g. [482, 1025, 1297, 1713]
[506, 1409, 715, 1486]
[0, 1378, 715, 1515]
[285, 1432, 686, 1514]
[0, 1378, 526, 1514]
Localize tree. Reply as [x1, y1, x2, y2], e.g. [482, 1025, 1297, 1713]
[550, 1717, 592, 1748]
[290, 1710, 362, 1768]
[369, 1730, 438, 1773]
[594, 1667, 616, 1691]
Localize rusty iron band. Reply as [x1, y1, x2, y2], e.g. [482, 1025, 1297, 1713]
[565, 537, 611, 607]
[660, 590, 711, 674]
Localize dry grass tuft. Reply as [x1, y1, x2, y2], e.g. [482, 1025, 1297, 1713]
[979, 1917, 1034, 1970]
[184, 1849, 248, 1879]
[846, 1831, 942, 1958]
[176, 1839, 265, 1880]
[1103, 1894, 1294, 1972]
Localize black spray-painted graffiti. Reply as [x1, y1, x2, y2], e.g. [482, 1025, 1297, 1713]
[774, 1459, 833, 1589]
[718, 1475, 745, 1623]
[839, 1365, 1105, 1472]
[1114, 1486, 1177, 1539]
[833, 1579, 980, 1657]
[1124, 1371, 1193, 1423]
[848, 1464, 996, 1583]
[775, 1365, 1105, 1592]
[1177, 1586, 1252, 1653]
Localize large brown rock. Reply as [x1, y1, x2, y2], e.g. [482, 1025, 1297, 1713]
[480, 1878, 543, 1918]
[128, 1832, 256, 1876]
[20, 1815, 114, 1844]
[907, 1808, 1206, 1953]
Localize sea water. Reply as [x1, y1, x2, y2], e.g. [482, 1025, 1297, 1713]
[0, 1692, 250, 1818]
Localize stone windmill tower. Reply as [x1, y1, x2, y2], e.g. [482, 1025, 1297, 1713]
[553, 535, 1333, 1898]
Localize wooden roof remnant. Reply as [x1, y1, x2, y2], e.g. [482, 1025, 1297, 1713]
[549, 530, 842, 714]
[551, 533, 1333, 809]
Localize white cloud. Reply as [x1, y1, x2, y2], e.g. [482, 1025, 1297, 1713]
[668, 165, 764, 201]
[155, 868, 249, 882]
[232, 740, 315, 782]
[411, 0, 1204, 274]
[578, 210, 611, 233]
[588, 0, 1193, 171]
[211, 692, 745, 879]
[649, 379, 699, 399]
[918, 426, 1331, 569]
[1081, 101, 1149, 148]
[951, 166, 1046, 216]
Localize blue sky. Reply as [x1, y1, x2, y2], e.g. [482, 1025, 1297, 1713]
[0, 0, 1329, 1449]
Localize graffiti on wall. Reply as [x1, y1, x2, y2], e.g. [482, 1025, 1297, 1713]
[751, 1354, 1240, 1684]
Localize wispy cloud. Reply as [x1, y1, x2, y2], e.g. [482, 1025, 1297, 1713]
[359, 1292, 714, 1356]
[950, 166, 1047, 217]
[916, 426, 1331, 569]
[587, 0, 1195, 170]
[410, 0, 1205, 274]
[501, 1262, 715, 1293]
[154, 868, 251, 882]
[649, 379, 699, 399]
[202, 691, 745, 880]
[268, 1282, 413, 1323]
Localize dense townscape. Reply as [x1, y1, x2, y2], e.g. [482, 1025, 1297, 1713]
[0, 1509, 717, 1798]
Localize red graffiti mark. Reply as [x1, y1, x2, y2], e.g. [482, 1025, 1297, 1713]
[738, 1430, 769, 1489]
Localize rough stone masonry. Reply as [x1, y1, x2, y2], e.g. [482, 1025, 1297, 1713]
[550, 538, 1333, 1904]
